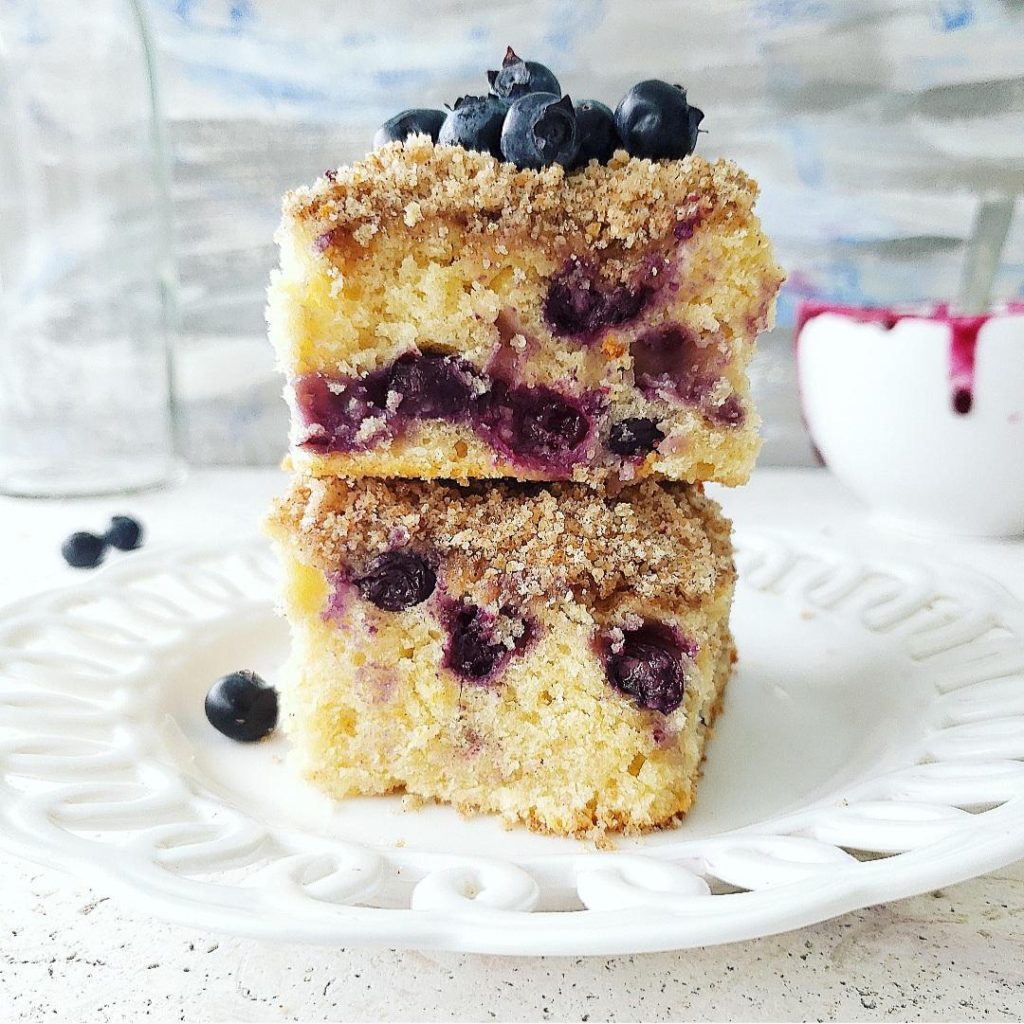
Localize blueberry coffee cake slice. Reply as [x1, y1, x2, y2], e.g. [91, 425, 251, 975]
[266, 474, 736, 838]
[269, 141, 782, 486]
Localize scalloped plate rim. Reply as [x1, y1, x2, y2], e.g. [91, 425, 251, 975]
[0, 534, 1022, 955]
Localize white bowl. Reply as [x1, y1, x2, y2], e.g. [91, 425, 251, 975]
[797, 304, 1024, 537]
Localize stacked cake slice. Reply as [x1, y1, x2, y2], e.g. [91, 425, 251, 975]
[267, 120, 781, 837]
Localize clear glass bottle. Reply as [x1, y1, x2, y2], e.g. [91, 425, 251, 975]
[0, 0, 181, 496]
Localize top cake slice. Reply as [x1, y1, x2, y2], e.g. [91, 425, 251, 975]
[269, 136, 783, 485]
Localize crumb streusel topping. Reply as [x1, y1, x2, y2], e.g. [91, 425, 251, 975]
[284, 135, 758, 255]
[269, 475, 733, 607]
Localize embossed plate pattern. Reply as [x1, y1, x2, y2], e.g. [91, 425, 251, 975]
[1, 534, 1023, 954]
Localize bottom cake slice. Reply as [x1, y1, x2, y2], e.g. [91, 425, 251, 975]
[266, 475, 736, 839]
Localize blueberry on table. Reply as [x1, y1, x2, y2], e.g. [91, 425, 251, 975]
[61, 531, 107, 569]
[373, 108, 446, 148]
[500, 93, 579, 169]
[572, 99, 619, 167]
[614, 80, 703, 159]
[205, 670, 278, 742]
[487, 46, 561, 100]
[355, 550, 437, 611]
[105, 514, 144, 551]
[438, 95, 508, 158]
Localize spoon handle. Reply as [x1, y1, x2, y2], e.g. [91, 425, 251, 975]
[957, 194, 1015, 315]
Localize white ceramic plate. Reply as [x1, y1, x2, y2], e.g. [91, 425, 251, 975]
[1, 534, 1023, 955]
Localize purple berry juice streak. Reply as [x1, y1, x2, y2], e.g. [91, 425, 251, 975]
[796, 301, 1024, 417]
[322, 572, 353, 622]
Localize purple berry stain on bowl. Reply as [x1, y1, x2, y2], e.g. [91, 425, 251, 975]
[796, 301, 998, 417]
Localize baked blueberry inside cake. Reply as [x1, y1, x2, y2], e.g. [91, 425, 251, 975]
[267, 475, 736, 838]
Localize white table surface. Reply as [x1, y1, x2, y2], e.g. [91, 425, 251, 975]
[1, 467, 1022, 1023]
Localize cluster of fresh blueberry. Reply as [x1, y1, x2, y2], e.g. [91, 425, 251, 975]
[373, 47, 704, 170]
[60, 515, 144, 569]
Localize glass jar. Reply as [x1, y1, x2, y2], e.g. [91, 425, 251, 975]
[0, 0, 181, 496]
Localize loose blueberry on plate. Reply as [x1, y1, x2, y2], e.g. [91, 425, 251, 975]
[487, 46, 561, 100]
[615, 80, 703, 159]
[438, 95, 508, 158]
[106, 514, 144, 551]
[500, 92, 580, 169]
[607, 417, 665, 457]
[572, 99, 619, 166]
[61, 531, 107, 569]
[373, 108, 446, 148]
[205, 670, 278, 742]
[355, 550, 437, 611]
